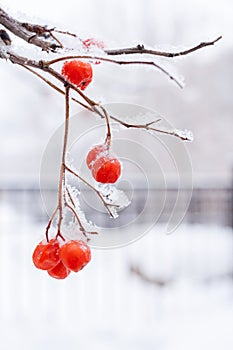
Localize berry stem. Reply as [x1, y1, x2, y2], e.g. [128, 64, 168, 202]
[45, 206, 58, 242]
[98, 105, 112, 147]
[56, 86, 70, 239]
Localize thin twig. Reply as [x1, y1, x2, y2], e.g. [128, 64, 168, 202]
[98, 105, 112, 146]
[64, 201, 88, 239]
[46, 55, 183, 88]
[105, 36, 222, 57]
[65, 165, 118, 217]
[66, 186, 77, 208]
[49, 32, 64, 49]
[65, 187, 98, 237]
[45, 206, 59, 242]
[56, 86, 70, 239]
[54, 29, 77, 37]
[108, 115, 192, 141]
[20, 65, 92, 110]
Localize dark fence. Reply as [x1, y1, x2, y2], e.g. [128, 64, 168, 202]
[0, 186, 232, 227]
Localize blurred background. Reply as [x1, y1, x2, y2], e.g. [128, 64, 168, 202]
[0, 0, 232, 349]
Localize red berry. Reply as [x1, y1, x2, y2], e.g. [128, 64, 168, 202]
[32, 239, 60, 270]
[83, 38, 105, 49]
[92, 156, 121, 183]
[86, 144, 108, 169]
[61, 60, 93, 90]
[59, 240, 91, 273]
[48, 261, 71, 280]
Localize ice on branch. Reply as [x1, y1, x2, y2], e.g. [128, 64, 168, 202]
[97, 184, 131, 219]
[66, 185, 98, 236]
[0, 46, 9, 59]
[173, 129, 194, 142]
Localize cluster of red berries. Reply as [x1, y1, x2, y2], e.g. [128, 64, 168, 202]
[86, 144, 121, 184]
[32, 239, 91, 279]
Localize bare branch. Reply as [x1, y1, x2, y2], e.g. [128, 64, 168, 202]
[109, 115, 193, 141]
[130, 265, 171, 287]
[0, 7, 60, 51]
[105, 36, 222, 57]
[46, 55, 183, 88]
[45, 206, 59, 242]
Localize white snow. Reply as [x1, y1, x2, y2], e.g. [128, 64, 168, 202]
[97, 183, 131, 219]
[173, 128, 194, 142]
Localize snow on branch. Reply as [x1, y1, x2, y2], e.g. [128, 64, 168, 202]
[105, 36, 222, 57]
[0, 7, 61, 51]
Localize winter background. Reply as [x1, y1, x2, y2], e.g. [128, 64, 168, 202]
[0, 0, 233, 349]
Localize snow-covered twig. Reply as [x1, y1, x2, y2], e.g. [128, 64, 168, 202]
[105, 36, 222, 57]
[0, 7, 61, 51]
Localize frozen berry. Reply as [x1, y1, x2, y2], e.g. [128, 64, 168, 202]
[61, 60, 93, 90]
[92, 156, 121, 183]
[48, 261, 71, 280]
[59, 240, 91, 273]
[86, 144, 108, 169]
[32, 239, 60, 270]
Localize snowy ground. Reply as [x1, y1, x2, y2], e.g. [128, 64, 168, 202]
[0, 203, 232, 350]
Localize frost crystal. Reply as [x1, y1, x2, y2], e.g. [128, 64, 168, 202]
[173, 129, 194, 142]
[65, 185, 98, 237]
[0, 46, 9, 59]
[97, 184, 131, 219]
